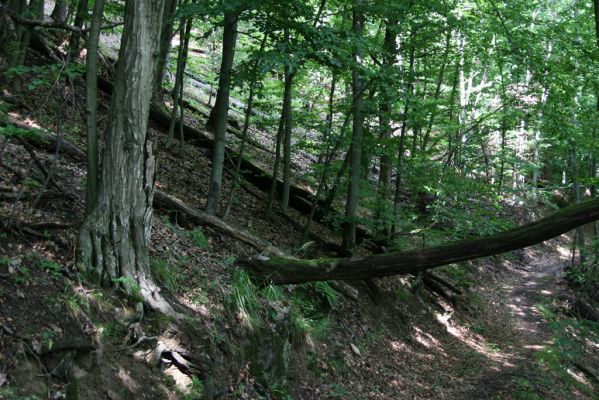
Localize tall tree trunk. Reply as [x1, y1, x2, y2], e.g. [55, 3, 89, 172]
[50, 0, 68, 23]
[392, 32, 416, 223]
[77, 0, 173, 315]
[67, 0, 88, 60]
[223, 33, 270, 219]
[303, 73, 337, 242]
[341, 0, 364, 252]
[570, 147, 586, 267]
[265, 55, 294, 219]
[281, 61, 295, 215]
[84, 0, 105, 215]
[422, 26, 451, 153]
[152, 0, 177, 105]
[376, 19, 398, 233]
[265, 79, 289, 219]
[166, 9, 192, 148]
[205, 11, 238, 215]
[8, 0, 42, 92]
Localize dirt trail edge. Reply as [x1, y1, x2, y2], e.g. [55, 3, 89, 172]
[459, 247, 573, 399]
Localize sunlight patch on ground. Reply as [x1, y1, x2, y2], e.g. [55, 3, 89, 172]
[434, 313, 516, 366]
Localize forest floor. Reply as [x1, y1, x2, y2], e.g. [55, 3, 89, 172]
[1, 48, 599, 399]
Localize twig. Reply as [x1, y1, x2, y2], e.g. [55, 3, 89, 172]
[117, 335, 157, 352]
[7, 161, 34, 228]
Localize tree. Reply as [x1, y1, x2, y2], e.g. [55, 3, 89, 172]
[341, 0, 365, 252]
[242, 197, 599, 284]
[50, 0, 68, 23]
[77, 0, 174, 315]
[84, 0, 105, 214]
[152, 0, 178, 105]
[205, 9, 239, 215]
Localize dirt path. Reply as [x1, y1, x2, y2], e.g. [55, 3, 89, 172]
[458, 249, 573, 400]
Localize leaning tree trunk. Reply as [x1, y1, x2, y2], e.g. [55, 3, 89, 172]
[77, 0, 173, 315]
[241, 197, 599, 284]
[205, 11, 238, 215]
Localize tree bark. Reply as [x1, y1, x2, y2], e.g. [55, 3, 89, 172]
[241, 197, 599, 284]
[342, 0, 364, 252]
[205, 11, 238, 215]
[84, 0, 105, 214]
[152, 0, 177, 105]
[281, 63, 295, 215]
[67, 0, 88, 60]
[166, 9, 192, 148]
[50, 0, 68, 23]
[77, 0, 172, 315]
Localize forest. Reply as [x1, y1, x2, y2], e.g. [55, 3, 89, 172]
[0, 0, 599, 398]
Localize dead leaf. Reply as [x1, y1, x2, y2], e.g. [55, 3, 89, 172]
[350, 343, 361, 357]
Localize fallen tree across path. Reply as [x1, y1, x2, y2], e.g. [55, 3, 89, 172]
[240, 199, 599, 284]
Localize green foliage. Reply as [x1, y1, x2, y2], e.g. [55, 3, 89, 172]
[3, 63, 85, 90]
[0, 124, 45, 140]
[227, 270, 261, 329]
[533, 317, 599, 395]
[150, 257, 182, 292]
[101, 321, 126, 338]
[190, 228, 210, 249]
[39, 258, 61, 278]
[184, 376, 204, 400]
[111, 276, 142, 301]
[513, 378, 542, 400]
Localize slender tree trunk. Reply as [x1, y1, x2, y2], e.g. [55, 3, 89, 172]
[223, 33, 270, 219]
[570, 147, 586, 267]
[391, 32, 416, 222]
[166, 9, 192, 148]
[50, 0, 68, 23]
[281, 62, 295, 215]
[265, 84, 288, 219]
[8, 0, 42, 92]
[152, 0, 177, 105]
[205, 11, 238, 215]
[303, 73, 337, 242]
[77, 0, 173, 315]
[84, 0, 105, 215]
[376, 19, 398, 233]
[341, 0, 364, 252]
[422, 27, 451, 153]
[67, 0, 88, 60]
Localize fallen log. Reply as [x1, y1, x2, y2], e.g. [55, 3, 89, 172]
[239, 198, 599, 284]
[153, 190, 287, 258]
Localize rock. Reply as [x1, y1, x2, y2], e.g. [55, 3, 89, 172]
[350, 343, 361, 357]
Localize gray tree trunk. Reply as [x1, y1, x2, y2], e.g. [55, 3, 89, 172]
[166, 11, 193, 148]
[205, 11, 238, 215]
[152, 0, 177, 105]
[50, 0, 68, 23]
[77, 0, 174, 315]
[281, 63, 295, 215]
[84, 0, 104, 215]
[341, 0, 364, 251]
